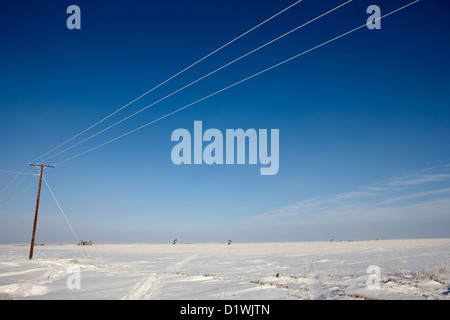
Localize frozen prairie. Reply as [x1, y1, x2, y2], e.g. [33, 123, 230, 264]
[0, 239, 449, 300]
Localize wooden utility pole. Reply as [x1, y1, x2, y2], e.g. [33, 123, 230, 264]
[28, 163, 55, 260]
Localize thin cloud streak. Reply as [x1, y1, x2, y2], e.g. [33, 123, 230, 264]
[249, 165, 450, 224]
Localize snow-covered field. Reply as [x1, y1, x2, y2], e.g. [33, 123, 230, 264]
[0, 239, 449, 300]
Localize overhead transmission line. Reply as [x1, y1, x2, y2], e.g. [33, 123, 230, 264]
[0, 0, 303, 206]
[40, 0, 351, 164]
[30, 0, 304, 164]
[0, 0, 419, 206]
[0, 170, 38, 176]
[54, 0, 420, 166]
[0, 166, 35, 205]
[0, 176, 37, 209]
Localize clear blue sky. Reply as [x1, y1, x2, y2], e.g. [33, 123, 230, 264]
[1, 0, 449, 243]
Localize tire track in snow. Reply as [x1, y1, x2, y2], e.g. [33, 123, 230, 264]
[0, 260, 70, 299]
[166, 253, 199, 273]
[122, 274, 160, 300]
[122, 253, 199, 300]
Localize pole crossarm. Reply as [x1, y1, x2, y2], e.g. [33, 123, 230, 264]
[28, 163, 55, 169]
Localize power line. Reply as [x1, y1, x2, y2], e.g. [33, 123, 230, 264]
[0, 1, 304, 207]
[0, 164, 29, 199]
[0, 166, 34, 205]
[29, 0, 304, 164]
[0, 0, 420, 205]
[0, 169, 39, 176]
[0, 178, 37, 209]
[40, 0, 351, 164]
[55, 0, 420, 166]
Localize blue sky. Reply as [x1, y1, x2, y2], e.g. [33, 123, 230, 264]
[0, 0, 449, 243]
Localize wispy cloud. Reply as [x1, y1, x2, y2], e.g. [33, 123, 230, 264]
[249, 165, 450, 225]
[379, 187, 450, 205]
[388, 173, 450, 186]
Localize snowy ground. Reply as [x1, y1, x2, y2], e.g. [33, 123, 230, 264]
[0, 239, 449, 300]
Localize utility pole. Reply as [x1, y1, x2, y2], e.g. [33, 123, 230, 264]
[28, 163, 55, 260]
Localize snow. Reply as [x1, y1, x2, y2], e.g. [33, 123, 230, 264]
[0, 239, 449, 300]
